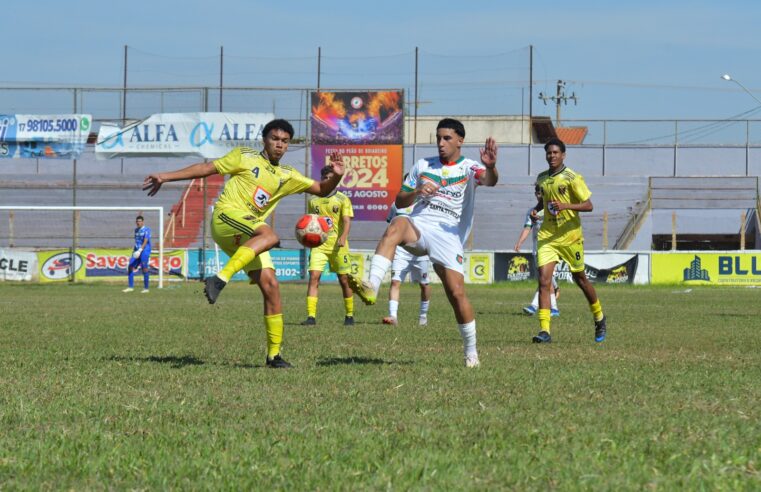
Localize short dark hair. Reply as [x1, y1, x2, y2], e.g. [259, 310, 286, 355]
[262, 119, 294, 139]
[320, 165, 334, 178]
[436, 118, 465, 138]
[544, 138, 566, 153]
[136, 215, 144, 221]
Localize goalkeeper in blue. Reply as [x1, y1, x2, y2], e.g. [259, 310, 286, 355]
[123, 215, 151, 293]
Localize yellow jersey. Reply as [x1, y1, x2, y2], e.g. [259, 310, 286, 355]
[536, 165, 591, 246]
[308, 191, 354, 250]
[213, 147, 314, 220]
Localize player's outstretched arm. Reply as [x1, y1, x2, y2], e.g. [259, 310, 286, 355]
[479, 137, 499, 186]
[308, 152, 346, 196]
[143, 162, 218, 196]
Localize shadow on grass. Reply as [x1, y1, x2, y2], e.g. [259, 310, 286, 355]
[106, 354, 205, 368]
[316, 356, 412, 366]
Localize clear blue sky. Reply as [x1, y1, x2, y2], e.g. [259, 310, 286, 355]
[4, 0, 761, 123]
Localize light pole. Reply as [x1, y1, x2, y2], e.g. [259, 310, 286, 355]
[721, 74, 761, 107]
[721, 74, 756, 176]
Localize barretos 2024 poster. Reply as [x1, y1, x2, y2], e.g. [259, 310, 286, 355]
[310, 91, 403, 221]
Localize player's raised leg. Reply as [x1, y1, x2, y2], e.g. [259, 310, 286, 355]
[350, 217, 419, 305]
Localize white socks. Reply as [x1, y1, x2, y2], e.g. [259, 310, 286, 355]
[368, 255, 392, 294]
[389, 299, 399, 318]
[531, 291, 558, 310]
[419, 300, 430, 317]
[458, 320, 477, 357]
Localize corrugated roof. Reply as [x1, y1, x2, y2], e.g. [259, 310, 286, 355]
[555, 127, 588, 145]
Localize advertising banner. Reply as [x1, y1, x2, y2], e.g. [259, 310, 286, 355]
[495, 252, 643, 284]
[0, 249, 38, 281]
[652, 252, 761, 285]
[465, 252, 493, 284]
[556, 254, 639, 284]
[498, 252, 536, 282]
[311, 91, 403, 221]
[188, 249, 305, 282]
[0, 114, 91, 158]
[37, 249, 185, 283]
[95, 112, 274, 159]
[310, 144, 402, 220]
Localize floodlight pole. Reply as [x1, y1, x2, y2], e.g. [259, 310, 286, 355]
[721, 74, 760, 176]
[722, 74, 761, 107]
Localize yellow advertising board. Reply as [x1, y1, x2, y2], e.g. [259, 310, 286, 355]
[466, 252, 493, 284]
[651, 252, 761, 285]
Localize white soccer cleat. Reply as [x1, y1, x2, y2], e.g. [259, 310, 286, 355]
[465, 353, 480, 368]
[141, 289, 149, 294]
[382, 316, 398, 326]
[418, 315, 428, 326]
[122, 288, 134, 293]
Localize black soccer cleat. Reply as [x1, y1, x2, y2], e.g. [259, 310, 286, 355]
[343, 316, 355, 326]
[301, 316, 317, 326]
[203, 275, 227, 304]
[265, 354, 293, 369]
[594, 316, 607, 343]
[532, 330, 552, 344]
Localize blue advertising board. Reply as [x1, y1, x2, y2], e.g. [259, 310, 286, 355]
[188, 249, 305, 281]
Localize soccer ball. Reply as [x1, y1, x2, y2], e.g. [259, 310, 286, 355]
[295, 214, 330, 248]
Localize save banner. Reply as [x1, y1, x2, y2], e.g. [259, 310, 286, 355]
[652, 252, 761, 285]
[95, 112, 274, 159]
[37, 249, 186, 283]
[0, 114, 91, 158]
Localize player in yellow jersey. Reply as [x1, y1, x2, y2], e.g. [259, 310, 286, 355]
[531, 138, 606, 344]
[301, 165, 356, 327]
[143, 119, 345, 368]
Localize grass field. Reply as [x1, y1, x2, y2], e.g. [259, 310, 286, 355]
[1, 281, 760, 490]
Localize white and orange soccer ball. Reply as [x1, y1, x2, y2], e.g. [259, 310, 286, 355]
[295, 214, 330, 248]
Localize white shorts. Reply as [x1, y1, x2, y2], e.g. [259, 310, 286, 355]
[391, 246, 431, 284]
[401, 216, 464, 274]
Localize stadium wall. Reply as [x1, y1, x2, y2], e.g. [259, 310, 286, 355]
[3, 247, 760, 286]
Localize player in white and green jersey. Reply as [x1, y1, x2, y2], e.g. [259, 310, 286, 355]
[143, 119, 345, 368]
[531, 138, 606, 344]
[301, 165, 356, 326]
[349, 118, 499, 368]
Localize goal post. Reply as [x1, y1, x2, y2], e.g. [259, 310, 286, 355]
[0, 206, 165, 288]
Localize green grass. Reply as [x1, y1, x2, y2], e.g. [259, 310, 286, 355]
[1, 281, 760, 490]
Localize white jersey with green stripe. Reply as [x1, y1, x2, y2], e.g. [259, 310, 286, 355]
[401, 156, 486, 244]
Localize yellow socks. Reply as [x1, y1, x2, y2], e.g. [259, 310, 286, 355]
[537, 308, 551, 332]
[344, 296, 354, 317]
[217, 246, 255, 282]
[590, 300, 604, 322]
[307, 296, 318, 318]
[264, 313, 284, 358]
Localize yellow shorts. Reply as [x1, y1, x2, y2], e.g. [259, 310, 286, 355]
[211, 209, 274, 273]
[308, 244, 352, 275]
[537, 238, 585, 273]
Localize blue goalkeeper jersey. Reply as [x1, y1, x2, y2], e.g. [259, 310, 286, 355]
[134, 226, 151, 251]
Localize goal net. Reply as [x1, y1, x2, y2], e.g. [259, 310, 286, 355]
[0, 206, 165, 287]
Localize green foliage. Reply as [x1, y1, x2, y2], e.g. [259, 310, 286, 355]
[0, 282, 759, 490]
